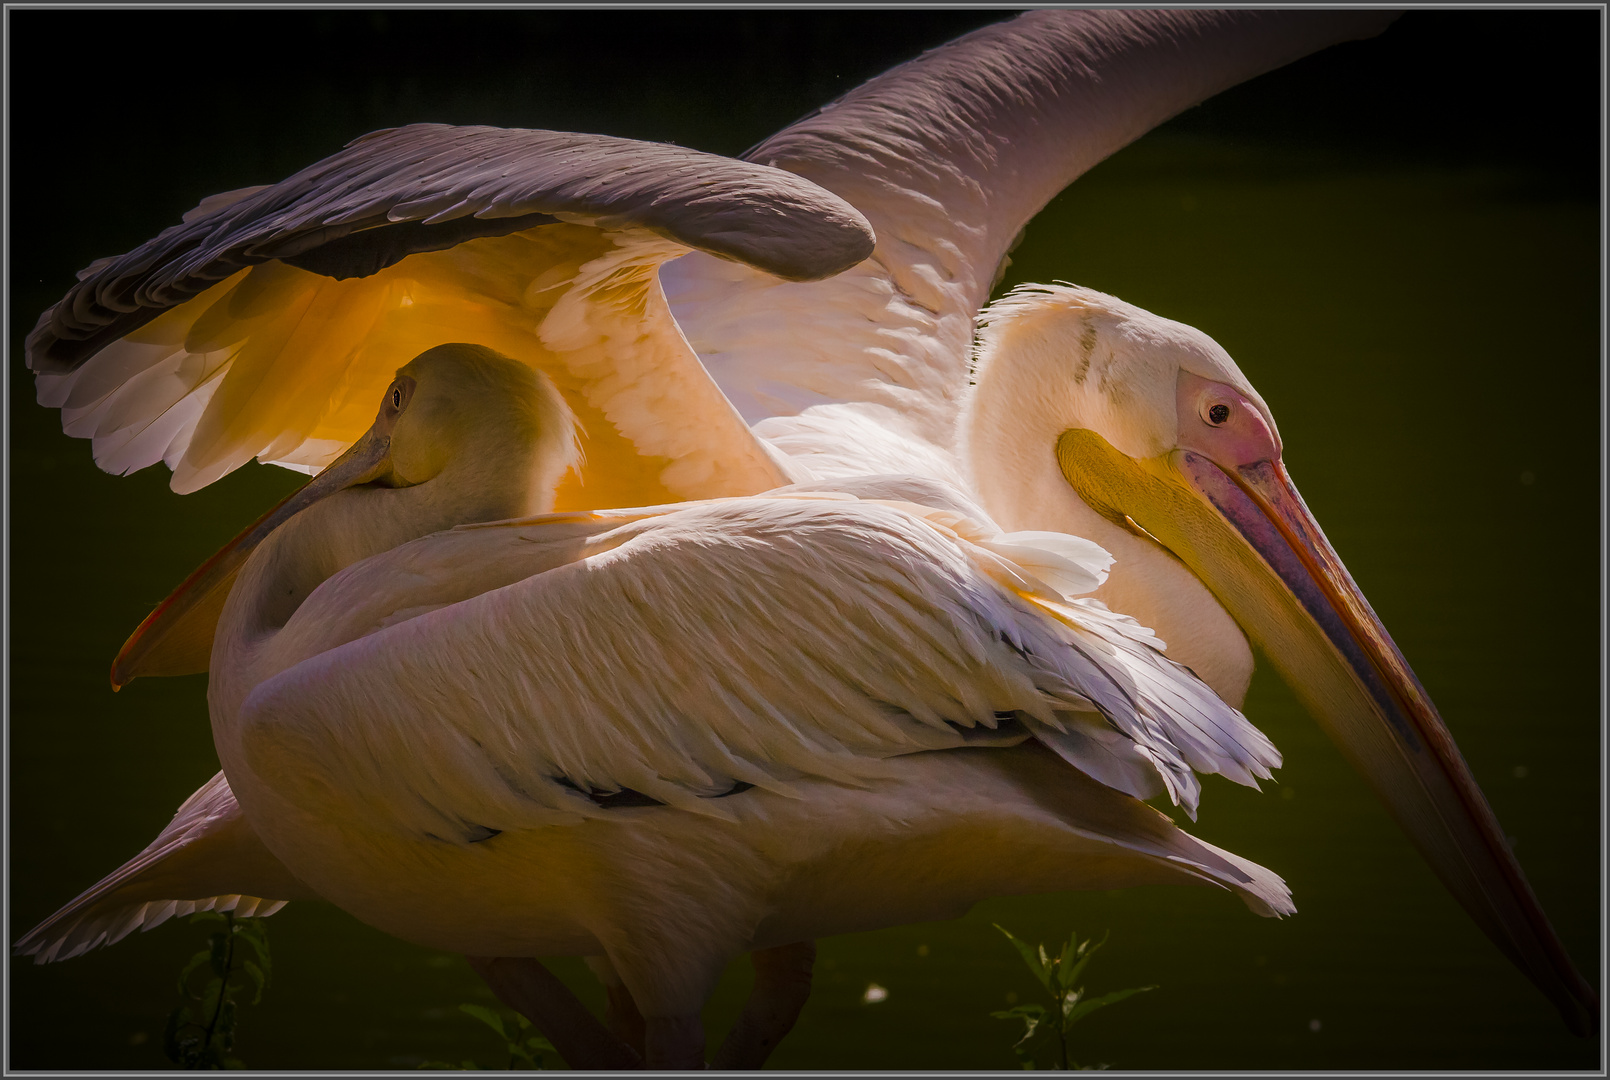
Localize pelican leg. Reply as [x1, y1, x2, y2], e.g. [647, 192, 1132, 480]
[466, 956, 643, 1070]
[711, 941, 816, 1070]
[644, 1014, 708, 1069]
[585, 954, 648, 1059]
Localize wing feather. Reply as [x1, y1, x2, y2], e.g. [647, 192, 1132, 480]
[239, 496, 1276, 843]
[666, 9, 1394, 481]
[30, 126, 872, 501]
[13, 773, 311, 964]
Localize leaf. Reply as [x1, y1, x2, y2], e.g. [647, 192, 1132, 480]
[198, 978, 223, 1021]
[994, 1005, 1048, 1058]
[1010, 1020, 1057, 1061]
[1056, 935, 1081, 989]
[176, 950, 211, 999]
[1059, 931, 1108, 995]
[458, 1003, 509, 1041]
[233, 915, 266, 942]
[189, 911, 228, 927]
[528, 1034, 560, 1069]
[1015, 1025, 1054, 1055]
[234, 919, 273, 984]
[995, 925, 1053, 994]
[1061, 985, 1157, 1030]
[242, 960, 268, 1006]
[991, 1004, 1048, 1023]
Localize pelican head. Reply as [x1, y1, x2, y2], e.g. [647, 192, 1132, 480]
[308, 341, 579, 530]
[963, 283, 1597, 1036]
[111, 344, 576, 688]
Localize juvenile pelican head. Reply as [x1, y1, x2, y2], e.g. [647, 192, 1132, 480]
[963, 283, 1597, 1037]
[316, 342, 579, 525]
[111, 344, 576, 687]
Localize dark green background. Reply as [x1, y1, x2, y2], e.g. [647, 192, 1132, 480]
[7, 10, 1601, 1070]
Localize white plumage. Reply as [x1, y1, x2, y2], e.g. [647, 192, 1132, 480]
[191, 346, 1286, 1064]
[238, 490, 1278, 835]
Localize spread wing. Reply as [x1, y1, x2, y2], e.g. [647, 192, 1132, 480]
[239, 496, 1279, 846]
[13, 772, 314, 964]
[663, 9, 1395, 481]
[28, 125, 874, 502]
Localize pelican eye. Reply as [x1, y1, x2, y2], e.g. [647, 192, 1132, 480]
[391, 387, 403, 410]
[1205, 402, 1231, 426]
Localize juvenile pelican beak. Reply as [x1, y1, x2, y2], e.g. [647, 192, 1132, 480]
[1058, 428, 1598, 1036]
[110, 376, 416, 689]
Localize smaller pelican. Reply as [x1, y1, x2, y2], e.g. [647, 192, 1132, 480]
[21, 343, 1292, 1069]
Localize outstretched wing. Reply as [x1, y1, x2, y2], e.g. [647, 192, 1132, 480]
[28, 125, 874, 502]
[240, 495, 1277, 845]
[663, 9, 1395, 480]
[13, 772, 313, 964]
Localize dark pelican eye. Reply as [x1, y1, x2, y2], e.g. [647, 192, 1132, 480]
[1206, 402, 1230, 426]
[392, 387, 403, 410]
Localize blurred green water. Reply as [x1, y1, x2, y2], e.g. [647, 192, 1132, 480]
[7, 11, 1599, 1071]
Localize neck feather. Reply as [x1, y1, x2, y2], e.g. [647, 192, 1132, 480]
[211, 432, 558, 714]
[963, 358, 1254, 706]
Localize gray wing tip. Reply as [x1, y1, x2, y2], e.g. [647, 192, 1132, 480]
[689, 198, 874, 282]
[33, 124, 878, 375]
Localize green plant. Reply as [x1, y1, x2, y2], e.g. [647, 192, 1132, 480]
[418, 1004, 559, 1070]
[990, 926, 1155, 1070]
[164, 912, 272, 1069]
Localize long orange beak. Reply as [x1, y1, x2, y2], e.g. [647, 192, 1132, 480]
[1058, 429, 1598, 1036]
[111, 378, 412, 689]
[110, 484, 307, 689]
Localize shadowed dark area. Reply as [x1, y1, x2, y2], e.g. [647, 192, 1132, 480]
[1169, 10, 1600, 195]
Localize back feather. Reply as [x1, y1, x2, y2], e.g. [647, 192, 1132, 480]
[242, 493, 1276, 842]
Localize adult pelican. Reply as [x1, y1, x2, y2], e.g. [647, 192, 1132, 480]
[12, 8, 1597, 1075]
[28, 341, 1300, 1068]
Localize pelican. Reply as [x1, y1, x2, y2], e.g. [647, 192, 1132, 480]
[14, 7, 1596, 1065]
[28, 340, 1301, 1068]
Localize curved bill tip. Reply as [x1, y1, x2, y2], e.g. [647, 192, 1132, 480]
[109, 418, 400, 689]
[1173, 449, 1599, 1037]
[110, 488, 302, 689]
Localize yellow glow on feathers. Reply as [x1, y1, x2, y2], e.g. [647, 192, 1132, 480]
[148, 225, 702, 507]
